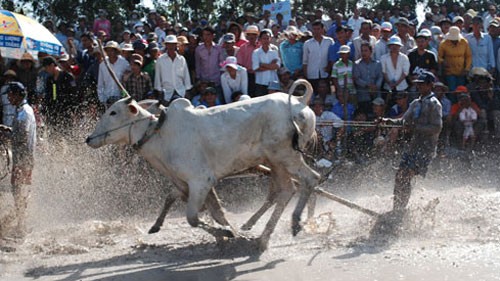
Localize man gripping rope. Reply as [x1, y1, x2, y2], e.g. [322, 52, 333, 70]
[382, 71, 442, 213]
[0, 82, 36, 237]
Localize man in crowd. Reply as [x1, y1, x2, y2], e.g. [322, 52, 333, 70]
[155, 35, 192, 105]
[303, 20, 334, 91]
[195, 26, 224, 91]
[352, 20, 377, 60]
[353, 43, 383, 114]
[465, 16, 495, 75]
[97, 41, 130, 108]
[0, 82, 36, 238]
[236, 25, 260, 96]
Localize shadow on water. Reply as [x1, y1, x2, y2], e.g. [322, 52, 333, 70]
[25, 237, 284, 281]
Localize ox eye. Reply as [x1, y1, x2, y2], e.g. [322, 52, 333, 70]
[110, 111, 117, 116]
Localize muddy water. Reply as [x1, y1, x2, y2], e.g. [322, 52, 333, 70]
[0, 127, 499, 280]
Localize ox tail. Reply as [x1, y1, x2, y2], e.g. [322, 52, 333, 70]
[288, 79, 314, 153]
[288, 79, 314, 105]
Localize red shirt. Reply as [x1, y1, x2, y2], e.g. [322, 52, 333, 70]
[236, 41, 260, 74]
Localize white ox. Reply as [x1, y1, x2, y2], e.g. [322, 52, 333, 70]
[86, 79, 321, 251]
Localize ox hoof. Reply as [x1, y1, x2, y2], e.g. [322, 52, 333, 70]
[291, 221, 302, 236]
[148, 225, 161, 234]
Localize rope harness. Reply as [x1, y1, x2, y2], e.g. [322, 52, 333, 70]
[86, 109, 168, 149]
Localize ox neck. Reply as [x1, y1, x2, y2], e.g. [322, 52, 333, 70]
[131, 109, 167, 150]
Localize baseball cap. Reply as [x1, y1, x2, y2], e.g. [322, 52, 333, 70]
[223, 33, 236, 43]
[338, 45, 351, 54]
[381, 22, 392, 32]
[372, 97, 385, 105]
[412, 71, 436, 83]
[455, 85, 468, 93]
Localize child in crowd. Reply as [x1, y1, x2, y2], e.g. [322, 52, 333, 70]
[458, 94, 477, 150]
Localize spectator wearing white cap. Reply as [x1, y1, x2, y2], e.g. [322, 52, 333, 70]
[155, 35, 192, 105]
[331, 45, 355, 101]
[380, 36, 410, 92]
[252, 29, 280, 96]
[220, 56, 248, 104]
[374, 22, 393, 61]
[221, 33, 239, 59]
[408, 29, 438, 82]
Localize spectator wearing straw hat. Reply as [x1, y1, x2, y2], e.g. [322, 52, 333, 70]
[438, 26, 472, 91]
[280, 25, 304, 79]
[155, 35, 192, 105]
[16, 53, 37, 103]
[236, 25, 261, 96]
[97, 41, 130, 107]
[220, 56, 247, 104]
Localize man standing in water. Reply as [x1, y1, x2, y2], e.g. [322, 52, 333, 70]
[383, 71, 442, 214]
[0, 82, 36, 237]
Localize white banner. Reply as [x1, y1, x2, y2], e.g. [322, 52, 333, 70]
[263, 0, 291, 27]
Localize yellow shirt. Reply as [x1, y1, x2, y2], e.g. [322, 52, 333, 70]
[438, 38, 472, 76]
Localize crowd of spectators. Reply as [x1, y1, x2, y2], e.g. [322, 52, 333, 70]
[1, 3, 500, 163]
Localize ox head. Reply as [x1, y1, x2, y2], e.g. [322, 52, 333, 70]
[86, 97, 149, 148]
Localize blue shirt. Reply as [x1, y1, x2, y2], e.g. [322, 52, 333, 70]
[465, 32, 496, 70]
[331, 101, 355, 121]
[328, 41, 355, 64]
[326, 21, 347, 40]
[280, 40, 304, 73]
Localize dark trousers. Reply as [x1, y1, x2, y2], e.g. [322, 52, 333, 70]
[248, 73, 257, 97]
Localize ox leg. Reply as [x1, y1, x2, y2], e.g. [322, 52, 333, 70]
[148, 192, 177, 234]
[186, 180, 234, 239]
[257, 167, 294, 252]
[205, 188, 237, 238]
[286, 159, 321, 236]
[241, 180, 279, 231]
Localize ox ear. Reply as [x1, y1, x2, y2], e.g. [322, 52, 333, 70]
[128, 104, 139, 115]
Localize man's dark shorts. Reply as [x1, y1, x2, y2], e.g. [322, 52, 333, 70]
[399, 152, 432, 176]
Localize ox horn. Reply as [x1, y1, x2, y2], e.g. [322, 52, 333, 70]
[98, 39, 130, 98]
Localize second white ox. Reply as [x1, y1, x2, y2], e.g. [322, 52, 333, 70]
[86, 79, 321, 251]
